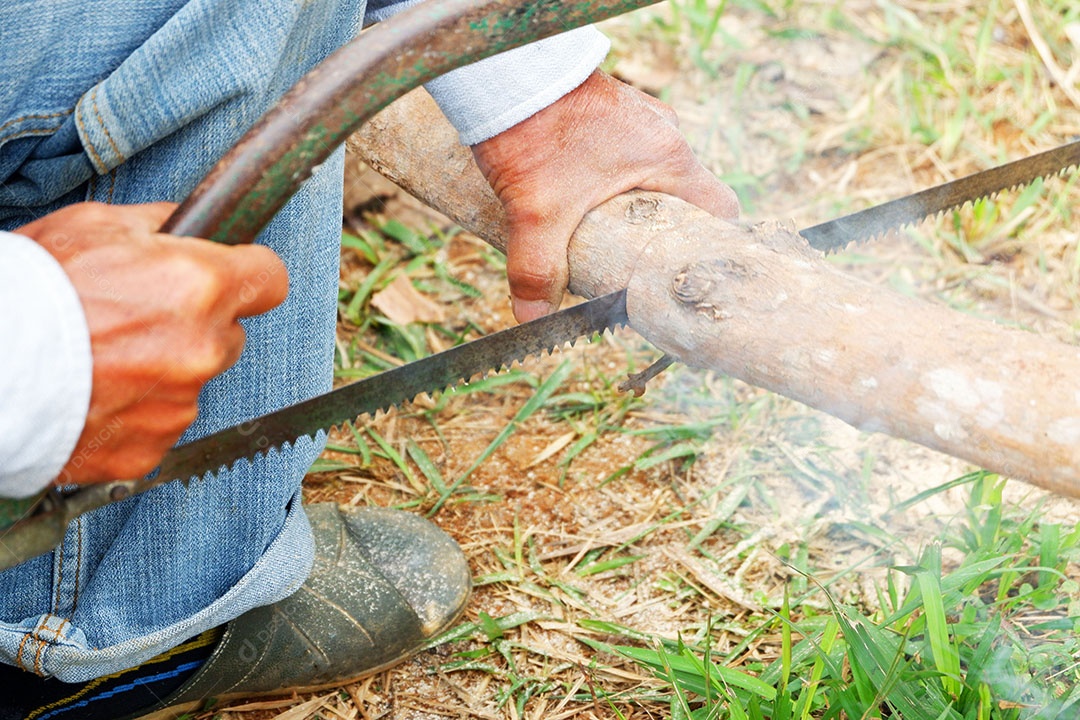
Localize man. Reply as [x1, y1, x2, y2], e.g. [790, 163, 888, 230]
[0, 0, 737, 717]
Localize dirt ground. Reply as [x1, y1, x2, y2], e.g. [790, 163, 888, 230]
[208, 3, 1080, 718]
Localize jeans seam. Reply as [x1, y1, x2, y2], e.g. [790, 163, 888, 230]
[32, 627, 45, 674]
[0, 109, 70, 133]
[0, 109, 72, 145]
[15, 626, 32, 673]
[14, 526, 69, 673]
[51, 531, 66, 618]
[32, 615, 70, 676]
[0, 124, 68, 147]
[90, 87, 125, 165]
[14, 523, 76, 675]
[71, 519, 83, 612]
[75, 98, 108, 173]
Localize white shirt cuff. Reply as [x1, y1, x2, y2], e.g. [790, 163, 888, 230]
[0, 232, 92, 498]
[364, 1, 610, 146]
[425, 27, 610, 145]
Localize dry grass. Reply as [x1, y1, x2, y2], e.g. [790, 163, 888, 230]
[200, 2, 1080, 718]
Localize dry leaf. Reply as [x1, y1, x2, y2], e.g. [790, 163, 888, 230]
[371, 274, 446, 325]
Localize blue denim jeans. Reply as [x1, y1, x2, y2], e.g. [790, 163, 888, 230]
[0, 0, 364, 682]
[1, 0, 608, 683]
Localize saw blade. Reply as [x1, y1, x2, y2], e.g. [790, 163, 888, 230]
[156, 140, 1080, 485]
[800, 139, 1080, 252]
[154, 289, 628, 485]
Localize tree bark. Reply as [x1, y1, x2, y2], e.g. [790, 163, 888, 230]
[349, 89, 1080, 498]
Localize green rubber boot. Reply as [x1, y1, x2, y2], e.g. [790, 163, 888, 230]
[127, 503, 471, 720]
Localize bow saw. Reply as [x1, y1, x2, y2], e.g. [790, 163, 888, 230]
[2, 0, 1079, 570]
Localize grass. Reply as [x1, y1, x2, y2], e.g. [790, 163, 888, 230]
[430, 491, 1069, 719]
[574, 474, 1080, 720]
[415, 473, 1080, 720]
[233, 1, 1080, 718]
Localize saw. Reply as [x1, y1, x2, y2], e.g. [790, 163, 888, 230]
[2, 0, 1079, 570]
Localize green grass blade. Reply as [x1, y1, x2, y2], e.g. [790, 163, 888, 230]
[406, 439, 447, 495]
[613, 644, 777, 701]
[344, 255, 396, 322]
[915, 552, 963, 698]
[575, 553, 645, 577]
[366, 426, 419, 492]
[796, 617, 839, 720]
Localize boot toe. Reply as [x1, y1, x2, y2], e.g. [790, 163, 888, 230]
[143, 503, 472, 712]
[335, 504, 472, 636]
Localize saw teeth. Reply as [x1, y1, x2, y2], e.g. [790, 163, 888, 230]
[807, 141, 1080, 253]
[145, 147, 1077, 490]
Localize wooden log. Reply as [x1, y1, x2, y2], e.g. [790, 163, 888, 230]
[349, 89, 1080, 498]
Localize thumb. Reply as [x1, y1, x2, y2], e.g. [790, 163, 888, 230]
[504, 209, 581, 323]
[211, 242, 290, 317]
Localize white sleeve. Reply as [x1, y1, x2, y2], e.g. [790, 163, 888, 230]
[0, 232, 92, 498]
[365, 1, 611, 145]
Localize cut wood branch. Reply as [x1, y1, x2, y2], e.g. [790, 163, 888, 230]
[349, 89, 1080, 498]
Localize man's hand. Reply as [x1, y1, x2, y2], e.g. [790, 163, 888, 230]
[17, 202, 288, 485]
[472, 70, 740, 323]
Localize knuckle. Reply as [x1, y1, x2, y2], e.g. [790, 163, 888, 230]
[68, 201, 113, 224]
[171, 403, 200, 434]
[75, 202, 139, 238]
[236, 247, 289, 305]
[506, 265, 558, 296]
[501, 189, 561, 227]
[649, 100, 680, 127]
[145, 200, 179, 217]
[658, 134, 695, 166]
[174, 258, 227, 311]
[186, 332, 242, 381]
[186, 344, 230, 381]
[245, 243, 285, 271]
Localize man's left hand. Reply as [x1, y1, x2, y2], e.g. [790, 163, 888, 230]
[471, 70, 740, 323]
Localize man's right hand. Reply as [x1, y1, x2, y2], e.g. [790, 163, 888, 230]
[17, 202, 289, 486]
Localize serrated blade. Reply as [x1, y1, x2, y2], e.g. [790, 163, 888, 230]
[800, 139, 1080, 252]
[0, 290, 629, 571]
[155, 289, 628, 485]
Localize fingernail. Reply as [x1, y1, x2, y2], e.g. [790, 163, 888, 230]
[512, 298, 555, 323]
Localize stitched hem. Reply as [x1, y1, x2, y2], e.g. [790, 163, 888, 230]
[74, 85, 126, 175]
[0, 489, 314, 682]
